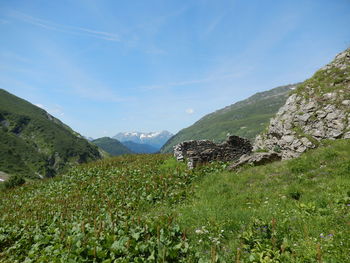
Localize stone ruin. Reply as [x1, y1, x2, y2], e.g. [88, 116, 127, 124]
[173, 135, 252, 169]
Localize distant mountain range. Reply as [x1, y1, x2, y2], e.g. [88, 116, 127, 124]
[113, 131, 173, 150]
[91, 137, 160, 155]
[92, 137, 133, 156]
[161, 84, 297, 153]
[0, 89, 102, 179]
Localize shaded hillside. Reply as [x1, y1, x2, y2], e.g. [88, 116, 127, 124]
[0, 89, 101, 179]
[92, 137, 133, 156]
[121, 141, 158, 153]
[161, 84, 296, 153]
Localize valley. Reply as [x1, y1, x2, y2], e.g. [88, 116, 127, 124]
[0, 3, 349, 261]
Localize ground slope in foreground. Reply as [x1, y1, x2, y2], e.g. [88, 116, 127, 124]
[0, 139, 349, 262]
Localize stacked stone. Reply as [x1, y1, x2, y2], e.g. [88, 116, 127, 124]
[173, 135, 252, 169]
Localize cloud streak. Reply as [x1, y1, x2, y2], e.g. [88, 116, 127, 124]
[142, 69, 251, 90]
[0, 19, 9, 24]
[9, 11, 120, 42]
[35, 103, 64, 117]
[204, 14, 225, 36]
[40, 44, 128, 103]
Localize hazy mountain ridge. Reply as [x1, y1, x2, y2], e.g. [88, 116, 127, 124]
[161, 84, 296, 153]
[121, 141, 158, 154]
[92, 137, 133, 156]
[0, 89, 102, 179]
[114, 130, 173, 150]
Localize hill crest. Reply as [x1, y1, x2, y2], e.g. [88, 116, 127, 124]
[161, 84, 296, 153]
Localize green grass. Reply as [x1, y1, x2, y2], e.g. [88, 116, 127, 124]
[293, 48, 350, 108]
[176, 139, 350, 262]
[0, 140, 349, 262]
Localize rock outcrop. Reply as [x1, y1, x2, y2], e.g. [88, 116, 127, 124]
[174, 135, 252, 169]
[229, 152, 281, 170]
[229, 48, 350, 170]
[253, 48, 350, 160]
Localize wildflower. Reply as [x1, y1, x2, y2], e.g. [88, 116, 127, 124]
[320, 233, 325, 238]
[195, 229, 203, 234]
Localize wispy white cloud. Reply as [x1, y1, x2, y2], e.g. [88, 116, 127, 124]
[204, 15, 225, 36]
[145, 46, 167, 55]
[34, 103, 44, 109]
[39, 44, 128, 103]
[0, 75, 36, 91]
[34, 103, 64, 117]
[0, 51, 31, 63]
[185, 108, 194, 114]
[142, 69, 252, 90]
[9, 11, 120, 42]
[0, 19, 9, 24]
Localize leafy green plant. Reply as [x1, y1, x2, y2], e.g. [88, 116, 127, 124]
[288, 190, 302, 201]
[1, 140, 350, 262]
[3, 174, 25, 189]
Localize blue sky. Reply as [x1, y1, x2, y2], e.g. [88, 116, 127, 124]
[0, 0, 349, 138]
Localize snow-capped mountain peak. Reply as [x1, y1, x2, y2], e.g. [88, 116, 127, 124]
[113, 130, 173, 150]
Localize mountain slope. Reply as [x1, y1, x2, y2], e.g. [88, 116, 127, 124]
[92, 137, 133, 156]
[161, 84, 296, 153]
[0, 89, 101, 178]
[114, 131, 173, 150]
[121, 141, 158, 154]
[254, 47, 350, 159]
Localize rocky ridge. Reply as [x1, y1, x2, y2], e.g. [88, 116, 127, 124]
[231, 48, 350, 168]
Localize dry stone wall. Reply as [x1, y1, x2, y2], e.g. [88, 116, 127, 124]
[174, 135, 252, 169]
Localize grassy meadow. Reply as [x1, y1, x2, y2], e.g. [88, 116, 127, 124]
[0, 139, 349, 262]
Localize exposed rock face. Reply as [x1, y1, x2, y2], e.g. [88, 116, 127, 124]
[174, 135, 252, 169]
[253, 48, 350, 160]
[229, 152, 281, 170]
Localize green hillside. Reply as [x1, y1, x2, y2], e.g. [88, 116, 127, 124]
[122, 141, 158, 153]
[0, 139, 349, 262]
[0, 89, 101, 179]
[92, 137, 133, 156]
[161, 84, 296, 153]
